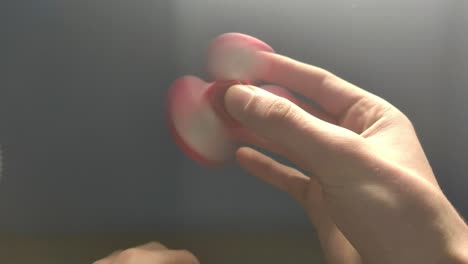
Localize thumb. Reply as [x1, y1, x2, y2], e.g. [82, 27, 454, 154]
[224, 84, 362, 175]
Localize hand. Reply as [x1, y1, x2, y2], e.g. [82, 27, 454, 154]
[93, 242, 199, 264]
[225, 51, 468, 264]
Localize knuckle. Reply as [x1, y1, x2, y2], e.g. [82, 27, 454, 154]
[398, 112, 415, 129]
[343, 132, 365, 148]
[264, 97, 295, 123]
[384, 106, 416, 131]
[325, 132, 365, 157]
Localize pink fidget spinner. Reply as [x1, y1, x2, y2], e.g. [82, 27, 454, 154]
[166, 33, 295, 167]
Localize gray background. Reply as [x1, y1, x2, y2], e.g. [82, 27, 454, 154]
[0, 0, 467, 232]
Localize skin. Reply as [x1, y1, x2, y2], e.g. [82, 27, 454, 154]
[95, 52, 468, 264]
[93, 242, 199, 264]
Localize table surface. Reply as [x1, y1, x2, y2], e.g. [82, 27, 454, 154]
[0, 232, 325, 264]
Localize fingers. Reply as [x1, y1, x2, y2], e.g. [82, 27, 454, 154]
[229, 127, 285, 155]
[236, 147, 363, 264]
[260, 84, 337, 125]
[317, 223, 363, 264]
[236, 147, 332, 229]
[236, 147, 319, 206]
[225, 84, 363, 175]
[255, 51, 375, 118]
[229, 84, 337, 154]
[93, 242, 199, 264]
[137, 250, 199, 264]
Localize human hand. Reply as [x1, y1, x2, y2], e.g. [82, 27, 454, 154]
[93, 242, 199, 264]
[225, 51, 468, 264]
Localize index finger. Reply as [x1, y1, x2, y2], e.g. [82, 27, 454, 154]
[254, 51, 373, 118]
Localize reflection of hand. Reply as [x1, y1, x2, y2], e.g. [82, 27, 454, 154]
[227, 51, 468, 264]
[93, 242, 199, 264]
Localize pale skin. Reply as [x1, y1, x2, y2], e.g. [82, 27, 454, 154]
[95, 52, 468, 264]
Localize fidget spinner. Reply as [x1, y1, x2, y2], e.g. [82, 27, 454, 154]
[166, 33, 295, 167]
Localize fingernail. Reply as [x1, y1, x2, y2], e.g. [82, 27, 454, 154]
[224, 85, 255, 119]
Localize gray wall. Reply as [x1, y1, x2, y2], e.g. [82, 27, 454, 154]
[0, 0, 466, 232]
[445, 0, 468, 217]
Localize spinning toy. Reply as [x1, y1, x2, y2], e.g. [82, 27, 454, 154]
[166, 33, 295, 167]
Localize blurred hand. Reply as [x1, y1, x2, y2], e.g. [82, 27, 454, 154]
[93, 242, 199, 264]
[226, 51, 468, 264]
